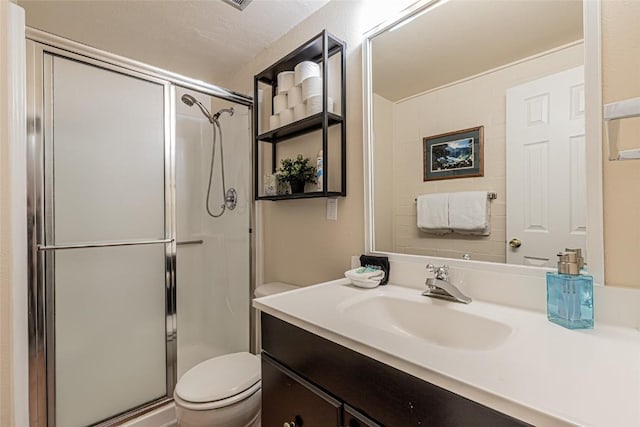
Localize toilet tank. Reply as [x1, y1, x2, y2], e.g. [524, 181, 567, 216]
[254, 282, 298, 352]
[254, 282, 298, 298]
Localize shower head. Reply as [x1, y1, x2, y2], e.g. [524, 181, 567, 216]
[180, 94, 196, 107]
[213, 107, 235, 121]
[181, 94, 214, 123]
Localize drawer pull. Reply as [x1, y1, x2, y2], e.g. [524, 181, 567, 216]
[283, 422, 296, 427]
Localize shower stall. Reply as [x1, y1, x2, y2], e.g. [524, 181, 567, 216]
[175, 90, 252, 378]
[26, 30, 253, 426]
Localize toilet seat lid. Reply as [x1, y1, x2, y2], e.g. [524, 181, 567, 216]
[175, 352, 260, 403]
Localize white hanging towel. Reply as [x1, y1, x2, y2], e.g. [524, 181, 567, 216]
[416, 193, 451, 234]
[449, 191, 490, 235]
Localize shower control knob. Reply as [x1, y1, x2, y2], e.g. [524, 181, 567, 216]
[509, 238, 522, 248]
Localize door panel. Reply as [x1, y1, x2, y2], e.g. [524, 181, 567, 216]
[51, 56, 165, 245]
[506, 66, 586, 266]
[54, 245, 167, 427]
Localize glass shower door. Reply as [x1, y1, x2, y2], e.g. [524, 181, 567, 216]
[43, 55, 173, 426]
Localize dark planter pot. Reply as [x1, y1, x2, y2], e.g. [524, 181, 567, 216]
[290, 180, 305, 194]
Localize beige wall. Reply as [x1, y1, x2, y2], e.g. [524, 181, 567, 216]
[373, 93, 394, 250]
[601, 0, 640, 288]
[381, 45, 583, 262]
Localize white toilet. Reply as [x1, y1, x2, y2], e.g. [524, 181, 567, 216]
[173, 282, 298, 427]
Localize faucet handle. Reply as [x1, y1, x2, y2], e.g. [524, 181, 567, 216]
[435, 265, 449, 280]
[426, 264, 449, 280]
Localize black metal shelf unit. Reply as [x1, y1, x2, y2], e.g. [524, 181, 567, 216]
[253, 30, 346, 201]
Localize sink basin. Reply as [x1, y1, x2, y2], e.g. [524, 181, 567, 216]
[341, 296, 511, 350]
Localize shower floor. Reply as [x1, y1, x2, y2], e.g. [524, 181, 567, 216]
[121, 402, 177, 427]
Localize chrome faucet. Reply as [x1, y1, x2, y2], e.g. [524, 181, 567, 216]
[422, 264, 472, 304]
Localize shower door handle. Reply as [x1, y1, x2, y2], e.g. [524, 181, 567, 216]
[37, 238, 174, 251]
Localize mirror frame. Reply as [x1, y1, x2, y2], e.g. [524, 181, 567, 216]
[362, 0, 605, 285]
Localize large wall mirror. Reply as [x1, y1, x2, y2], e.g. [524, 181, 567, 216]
[363, 0, 604, 283]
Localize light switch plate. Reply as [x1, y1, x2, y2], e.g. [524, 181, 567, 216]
[326, 198, 338, 221]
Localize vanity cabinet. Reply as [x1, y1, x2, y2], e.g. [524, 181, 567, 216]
[262, 354, 380, 427]
[261, 313, 531, 427]
[343, 405, 382, 427]
[253, 30, 346, 201]
[262, 355, 342, 426]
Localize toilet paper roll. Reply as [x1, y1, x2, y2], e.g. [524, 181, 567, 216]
[306, 94, 321, 107]
[279, 108, 293, 126]
[294, 61, 321, 86]
[269, 114, 280, 130]
[302, 76, 322, 101]
[277, 71, 295, 94]
[273, 94, 288, 114]
[293, 103, 306, 121]
[306, 95, 334, 115]
[287, 86, 303, 109]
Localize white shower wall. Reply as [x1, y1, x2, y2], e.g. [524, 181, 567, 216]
[175, 90, 251, 378]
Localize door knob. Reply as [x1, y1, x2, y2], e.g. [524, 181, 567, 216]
[509, 238, 522, 248]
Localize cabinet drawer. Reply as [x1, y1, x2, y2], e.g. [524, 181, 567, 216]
[262, 354, 342, 427]
[344, 404, 382, 427]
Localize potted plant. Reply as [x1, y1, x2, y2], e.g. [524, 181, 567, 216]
[276, 154, 316, 194]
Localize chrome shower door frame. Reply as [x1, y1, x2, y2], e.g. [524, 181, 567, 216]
[27, 40, 177, 427]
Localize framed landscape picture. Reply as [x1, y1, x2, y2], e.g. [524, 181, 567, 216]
[423, 126, 484, 181]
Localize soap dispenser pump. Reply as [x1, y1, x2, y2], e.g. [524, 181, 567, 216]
[546, 250, 593, 329]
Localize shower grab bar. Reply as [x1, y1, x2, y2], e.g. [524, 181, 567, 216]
[176, 240, 204, 246]
[37, 238, 174, 251]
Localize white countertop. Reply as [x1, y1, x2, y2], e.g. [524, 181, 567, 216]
[254, 279, 640, 427]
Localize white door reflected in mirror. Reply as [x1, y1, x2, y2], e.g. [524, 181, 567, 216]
[506, 66, 586, 267]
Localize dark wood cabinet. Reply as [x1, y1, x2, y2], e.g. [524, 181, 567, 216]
[262, 354, 342, 426]
[261, 313, 531, 427]
[344, 405, 382, 427]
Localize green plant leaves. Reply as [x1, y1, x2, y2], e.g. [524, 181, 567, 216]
[276, 154, 317, 184]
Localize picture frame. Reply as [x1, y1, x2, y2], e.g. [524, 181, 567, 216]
[423, 126, 484, 181]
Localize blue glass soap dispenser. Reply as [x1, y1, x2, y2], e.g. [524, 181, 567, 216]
[546, 249, 593, 329]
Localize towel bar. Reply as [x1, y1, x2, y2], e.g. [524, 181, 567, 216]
[604, 97, 640, 161]
[414, 192, 497, 203]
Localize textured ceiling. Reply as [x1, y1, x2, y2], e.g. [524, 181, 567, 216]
[372, 0, 584, 102]
[18, 0, 330, 86]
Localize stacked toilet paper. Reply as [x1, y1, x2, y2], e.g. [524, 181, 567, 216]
[277, 71, 295, 93]
[307, 95, 334, 116]
[295, 61, 320, 86]
[268, 60, 334, 131]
